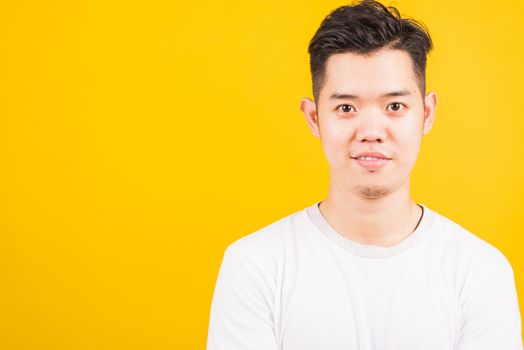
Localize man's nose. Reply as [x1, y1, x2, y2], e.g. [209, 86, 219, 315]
[355, 113, 387, 143]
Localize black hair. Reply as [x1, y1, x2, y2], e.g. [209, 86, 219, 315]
[308, 0, 433, 102]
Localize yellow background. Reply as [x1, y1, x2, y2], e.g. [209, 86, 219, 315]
[1, 0, 523, 348]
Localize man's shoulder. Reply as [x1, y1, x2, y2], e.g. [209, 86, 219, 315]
[225, 204, 310, 259]
[429, 206, 511, 269]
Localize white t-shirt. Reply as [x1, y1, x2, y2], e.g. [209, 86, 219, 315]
[206, 202, 523, 350]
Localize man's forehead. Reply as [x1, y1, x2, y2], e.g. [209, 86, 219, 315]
[322, 49, 420, 99]
[324, 49, 416, 79]
[326, 48, 413, 66]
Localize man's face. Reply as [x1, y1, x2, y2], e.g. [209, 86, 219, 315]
[300, 48, 437, 199]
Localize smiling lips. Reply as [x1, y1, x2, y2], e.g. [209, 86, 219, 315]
[351, 151, 391, 170]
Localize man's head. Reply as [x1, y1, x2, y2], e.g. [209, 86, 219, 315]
[308, 0, 433, 102]
[300, 0, 437, 200]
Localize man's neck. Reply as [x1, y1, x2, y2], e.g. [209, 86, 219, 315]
[319, 180, 422, 248]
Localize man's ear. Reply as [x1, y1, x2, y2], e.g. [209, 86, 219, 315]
[423, 91, 437, 135]
[300, 97, 320, 138]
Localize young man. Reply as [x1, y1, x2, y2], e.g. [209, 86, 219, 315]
[206, 1, 523, 349]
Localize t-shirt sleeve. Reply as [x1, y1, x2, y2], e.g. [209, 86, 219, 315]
[206, 244, 279, 350]
[457, 259, 523, 350]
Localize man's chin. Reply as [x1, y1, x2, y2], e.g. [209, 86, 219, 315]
[353, 184, 391, 199]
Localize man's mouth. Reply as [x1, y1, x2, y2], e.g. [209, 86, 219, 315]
[354, 156, 383, 161]
[351, 152, 391, 171]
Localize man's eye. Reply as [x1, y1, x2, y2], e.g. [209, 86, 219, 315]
[387, 102, 405, 112]
[338, 104, 355, 113]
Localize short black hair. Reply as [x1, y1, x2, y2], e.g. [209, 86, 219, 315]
[308, 0, 433, 102]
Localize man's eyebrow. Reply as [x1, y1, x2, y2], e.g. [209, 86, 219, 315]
[381, 89, 413, 98]
[329, 89, 413, 100]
